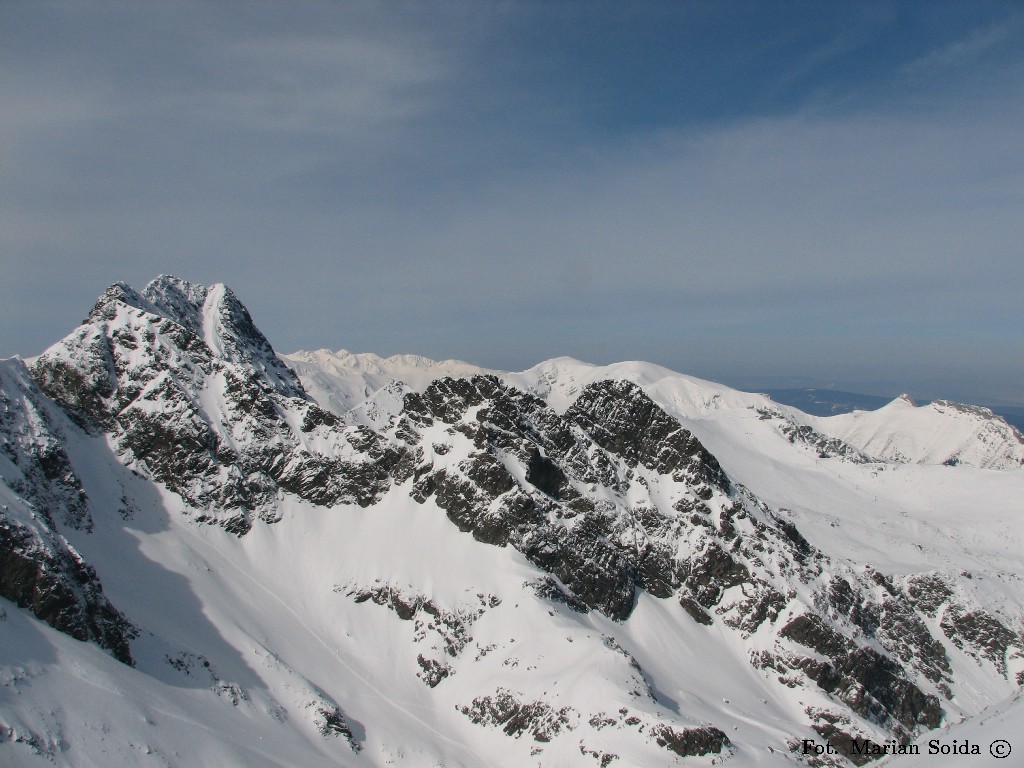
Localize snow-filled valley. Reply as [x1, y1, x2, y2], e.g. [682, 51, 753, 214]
[3, 277, 1023, 767]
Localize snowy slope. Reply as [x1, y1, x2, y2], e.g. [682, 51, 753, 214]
[809, 395, 1024, 470]
[4, 278, 1024, 768]
[283, 348, 495, 415]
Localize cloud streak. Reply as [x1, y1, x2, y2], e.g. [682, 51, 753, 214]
[1, 1, 1022, 405]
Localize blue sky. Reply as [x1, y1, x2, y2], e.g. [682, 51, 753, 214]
[2, 1, 1023, 405]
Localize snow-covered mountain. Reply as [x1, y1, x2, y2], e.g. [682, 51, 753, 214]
[285, 350, 1024, 472]
[3, 277, 1023, 768]
[808, 395, 1024, 471]
[283, 348, 495, 416]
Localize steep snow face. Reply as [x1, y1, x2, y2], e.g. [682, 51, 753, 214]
[4, 279, 1024, 768]
[808, 395, 1024, 470]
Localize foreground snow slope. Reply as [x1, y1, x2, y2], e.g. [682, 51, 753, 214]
[3, 278, 1023, 768]
[1, 444, 805, 767]
[882, 688, 1024, 767]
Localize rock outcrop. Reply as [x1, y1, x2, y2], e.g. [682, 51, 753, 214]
[0, 359, 135, 664]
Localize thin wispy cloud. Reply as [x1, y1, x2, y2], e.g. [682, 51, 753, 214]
[1, 1, 1021, 405]
[902, 11, 1022, 77]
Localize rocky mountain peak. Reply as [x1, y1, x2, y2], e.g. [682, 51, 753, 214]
[86, 281, 157, 325]
[565, 379, 730, 492]
[27, 278, 384, 532]
[146, 275, 306, 399]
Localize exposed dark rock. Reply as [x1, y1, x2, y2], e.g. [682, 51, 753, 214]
[459, 689, 576, 742]
[941, 606, 1021, 677]
[346, 583, 423, 620]
[345, 581, 493, 684]
[427, 470, 536, 547]
[650, 723, 729, 756]
[462, 452, 516, 497]
[828, 577, 857, 616]
[30, 278, 398, 532]
[31, 346, 117, 433]
[776, 605, 945, 737]
[310, 701, 361, 751]
[775, 418, 872, 463]
[795, 646, 942, 733]
[635, 544, 676, 598]
[579, 744, 619, 767]
[1, 362, 92, 531]
[0, 517, 136, 665]
[680, 542, 751, 609]
[782, 614, 853, 657]
[401, 376, 668, 618]
[679, 594, 714, 625]
[525, 450, 566, 499]
[817, 575, 954, 693]
[773, 515, 812, 560]
[0, 361, 135, 663]
[565, 380, 729, 491]
[873, 595, 953, 689]
[274, 448, 393, 509]
[417, 654, 450, 687]
[520, 522, 637, 621]
[527, 576, 590, 613]
[723, 582, 788, 634]
[905, 574, 953, 618]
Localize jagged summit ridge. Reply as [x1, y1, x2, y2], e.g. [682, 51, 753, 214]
[88, 275, 306, 399]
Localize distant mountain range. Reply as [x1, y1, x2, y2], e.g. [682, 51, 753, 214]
[2, 276, 1022, 767]
[757, 388, 1024, 432]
